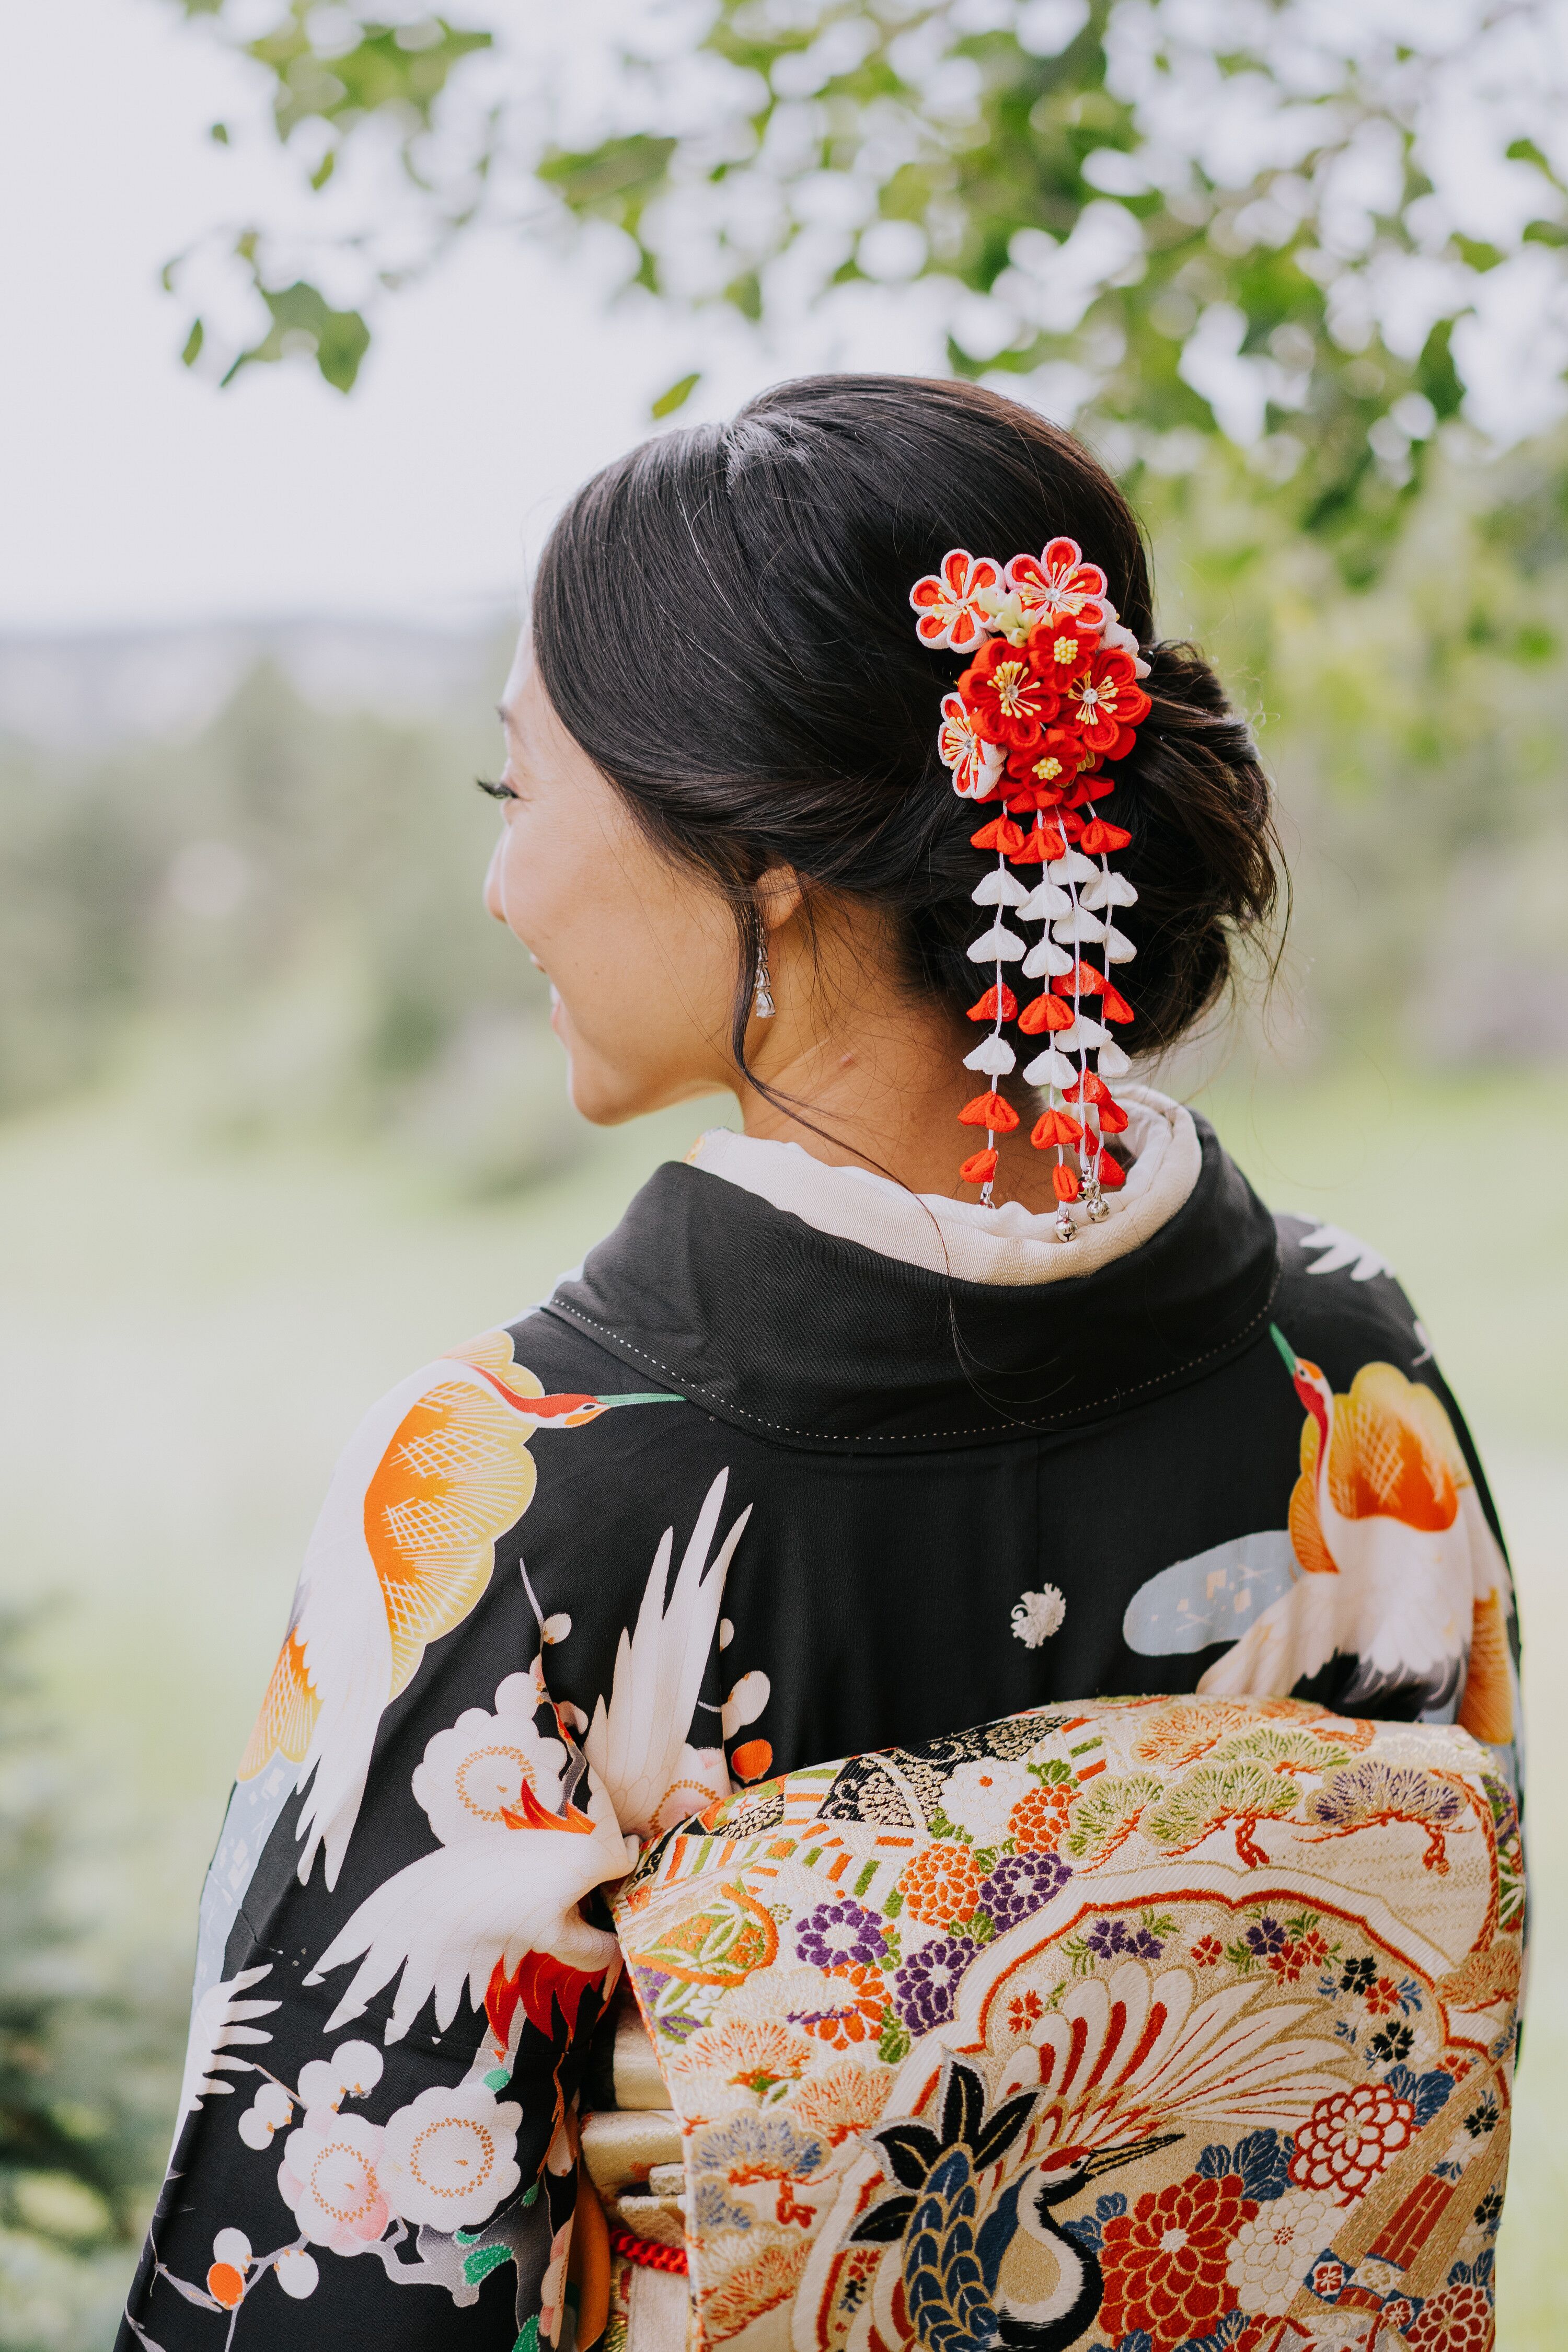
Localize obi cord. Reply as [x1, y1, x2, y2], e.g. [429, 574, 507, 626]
[908, 539, 1151, 1236]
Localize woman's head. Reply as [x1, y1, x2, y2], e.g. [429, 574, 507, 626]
[487, 374, 1278, 1142]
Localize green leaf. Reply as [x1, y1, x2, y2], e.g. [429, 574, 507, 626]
[650, 372, 701, 420]
[310, 148, 337, 192]
[220, 277, 372, 394]
[209, 121, 229, 145]
[181, 319, 204, 368]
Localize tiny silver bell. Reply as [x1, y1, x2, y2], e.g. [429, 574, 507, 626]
[1054, 1210, 1076, 1243]
[1087, 1193, 1109, 1223]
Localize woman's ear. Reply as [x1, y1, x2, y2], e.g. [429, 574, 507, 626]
[755, 866, 807, 936]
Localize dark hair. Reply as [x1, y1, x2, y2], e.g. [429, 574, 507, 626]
[533, 375, 1279, 1090]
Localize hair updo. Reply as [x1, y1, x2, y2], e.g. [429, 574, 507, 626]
[533, 375, 1279, 1082]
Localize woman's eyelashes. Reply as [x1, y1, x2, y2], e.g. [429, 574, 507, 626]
[475, 775, 520, 803]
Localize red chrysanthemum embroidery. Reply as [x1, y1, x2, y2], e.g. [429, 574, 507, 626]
[1406, 2280, 1495, 2352]
[909, 548, 1003, 651]
[1099, 2172, 1251, 2352]
[1007, 1989, 1045, 2034]
[938, 692, 1006, 800]
[1005, 536, 1108, 630]
[960, 638, 1060, 750]
[1009, 1782, 1075, 1851]
[899, 1841, 984, 1928]
[1062, 647, 1152, 759]
[1191, 1934, 1225, 1966]
[1289, 2084, 1415, 2204]
[1365, 1977, 1401, 2015]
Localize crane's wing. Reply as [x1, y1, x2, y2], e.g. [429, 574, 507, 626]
[583, 1470, 753, 1838]
[240, 1356, 546, 1888]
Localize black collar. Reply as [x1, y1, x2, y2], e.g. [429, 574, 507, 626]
[541, 1115, 1279, 1452]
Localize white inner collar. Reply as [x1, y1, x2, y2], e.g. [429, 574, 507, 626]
[685, 1085, 1201, 1286]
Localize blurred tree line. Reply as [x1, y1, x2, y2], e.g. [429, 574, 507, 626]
[0, 657, 593, 1187]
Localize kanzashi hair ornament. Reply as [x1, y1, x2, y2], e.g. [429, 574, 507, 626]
[909, 536, 1151, 1237]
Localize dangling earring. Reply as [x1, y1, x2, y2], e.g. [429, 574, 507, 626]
[753, 941, 776, 1019]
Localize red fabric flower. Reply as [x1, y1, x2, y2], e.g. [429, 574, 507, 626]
[937, 692, 1005, 800]
[1062, 647, 1152, 759]
[1004, 727, 1091, 804]
[1079, 817, 1132, 854]
[1027, 615, 1100, 686]
[971, 815, 1028, 854]
[1010, 824, 1065, 864]
[1032, 1108, 1083, 1149]
[909, 548, 1003, 651]
[967, 984, 1018, 1023]
[1051, 961, 1105, 998]
[959, 1091, 1019, 1132]
[1005, 537, 1108, 630]
[959, 638, 1060, 750]
[959, 1147, 999, 1186]
[1052, 1163, 1081, 1201]
[1092, 1146, 1127, 1191]
[1018, 993, 1074, 1034]
[1099, 2172, 1251, 2352]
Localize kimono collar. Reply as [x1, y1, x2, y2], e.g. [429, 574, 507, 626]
[540, 1112, 1279, 1454]
[683, 1086, 1198, 1287]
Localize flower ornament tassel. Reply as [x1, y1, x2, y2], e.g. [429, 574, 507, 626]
[908, 539, 1151, 1232]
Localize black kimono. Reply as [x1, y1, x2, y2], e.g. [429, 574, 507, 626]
[120, 1114, 1518, 2349]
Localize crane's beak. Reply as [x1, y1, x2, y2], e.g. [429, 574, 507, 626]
[1081, 2131, 1183, 2181]
[1270, 1323, 1299, 1377]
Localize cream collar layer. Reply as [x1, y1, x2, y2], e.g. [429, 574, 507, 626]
[686, 1085, 1200, 1287]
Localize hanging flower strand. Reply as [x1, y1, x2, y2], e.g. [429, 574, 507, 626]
[910, 537, 1151, 1238]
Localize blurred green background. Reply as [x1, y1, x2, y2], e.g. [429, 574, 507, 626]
[5, 0, 1568, 2344]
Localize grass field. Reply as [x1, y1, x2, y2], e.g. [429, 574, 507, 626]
[1, 1062, 1563, 2344]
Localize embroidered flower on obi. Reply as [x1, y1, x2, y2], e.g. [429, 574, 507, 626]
[1406, 2280, 1495, 2351]
[278, 2109, 389, 2253]
[978, 1849, 1071, 1927]
[1099, 2171, 1253, 2352]
[1004, 537, 1109, 630]
[1007, 1779, 1075, 1851]
[892, 1935, 971, 2033]
[942, 1758, 1033, 1844]
[1225, 2186, 1340, 2316]
[786, 1963, 888, 2048]
[794, 1897, 888, 1973]
[938, 693, 1005, 800]
[958, 637, 1060, 751]
[375, 2082, 522, 2229]
[788, 2060, 892, 2147]
[1289, 2083, 1416, 2203]
[898, 1841, 984, 1928]
[909, 549, 1004, 651]
[1062, 645, 1153, 759]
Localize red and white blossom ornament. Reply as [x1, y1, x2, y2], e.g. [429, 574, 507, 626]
[907, 536, 1152, 1235]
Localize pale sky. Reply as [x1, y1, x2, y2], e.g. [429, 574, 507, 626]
[0, 1, 809, 632]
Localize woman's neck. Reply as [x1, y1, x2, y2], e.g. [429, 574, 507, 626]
[734, 999, 1069, 1214]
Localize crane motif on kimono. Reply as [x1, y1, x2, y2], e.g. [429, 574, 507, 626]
[1197, 1327, 1514, 1740]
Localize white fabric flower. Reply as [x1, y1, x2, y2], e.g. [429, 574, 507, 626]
[377, 2083, 523, 2229]
[413, 1674, 568, 1846]
[273, 2248, 319, 2300]
[1010, 1588, 1066, 1648]
[964, 1036, 1017, 1077]
[1226, 2188, 1340, 2315]
[942, 1759, 1034, 1844]
[278, 2109, 388, 2253]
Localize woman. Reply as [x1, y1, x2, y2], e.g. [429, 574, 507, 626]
[121, 376, 1519, 2350]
